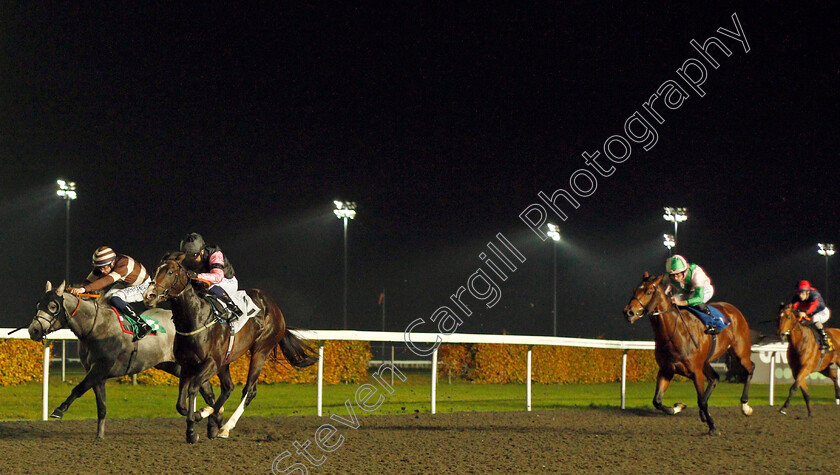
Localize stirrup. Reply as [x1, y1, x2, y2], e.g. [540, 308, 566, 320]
[133, 320, 152, 341]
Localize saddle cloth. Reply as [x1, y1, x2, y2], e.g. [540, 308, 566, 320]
[686, 305, 731, 332]
[207, 281, 261, 335]
[112, 307, 166, 337]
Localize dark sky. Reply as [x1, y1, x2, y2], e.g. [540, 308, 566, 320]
[2, 3, 838, 343]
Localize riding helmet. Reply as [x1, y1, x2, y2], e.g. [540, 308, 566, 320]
[180, 233, 206, 254]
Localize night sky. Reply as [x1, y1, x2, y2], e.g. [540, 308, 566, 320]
[2, 3, 838, 343]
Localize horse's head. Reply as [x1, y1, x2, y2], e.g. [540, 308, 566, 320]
[143, 252, 189, 307]
[29, 281, 70, 342]
[623, 272, 669, 323]
[776, 302, 798, 340]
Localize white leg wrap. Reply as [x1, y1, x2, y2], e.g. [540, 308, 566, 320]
[741, 402, 753, 416]
[672, 404, 683, 414]
[199, 406, 214, 419]
[218, 397, 247, 438]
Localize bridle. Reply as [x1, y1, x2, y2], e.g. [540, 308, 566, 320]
[630, 280, 680, 320]
[33, 292, 97, 341]
[149, 258, 217, 336]
[148, 260, 189, 301]
[777, 306, 798, 339]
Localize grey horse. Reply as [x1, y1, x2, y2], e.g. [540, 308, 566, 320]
[28, 281, 217, 439]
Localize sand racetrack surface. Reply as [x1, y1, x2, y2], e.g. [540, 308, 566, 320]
[2, 405, 839, 474]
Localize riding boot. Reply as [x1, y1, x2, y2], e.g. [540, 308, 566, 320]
[817, 327, 831, 350]
[126, 307, 152, 341]
[219, 293, 242, 323]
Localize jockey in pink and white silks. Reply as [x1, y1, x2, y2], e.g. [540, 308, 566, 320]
[179, 233, 243, 322]
[664, 254, 721, 334]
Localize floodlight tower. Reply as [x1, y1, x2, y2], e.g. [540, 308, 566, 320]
[546, 223, 561, 337]
[334, 201, 357, 330]
[663, 207, 687, 244]
[818, 243, 835, 301]
[56, 180, 77, 285]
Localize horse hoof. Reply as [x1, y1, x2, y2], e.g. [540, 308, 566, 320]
[207, 425, 219, 440]
[49, 409, 63, 419]
[741, 403, 753, 416]
[218, 429, 230, 439]
[186, 432, 199, 444]
[672, 403, 685, 415]
[779, 408, 787, 415]
[707, 428, 719, 436]
[835, 398, 839, 406]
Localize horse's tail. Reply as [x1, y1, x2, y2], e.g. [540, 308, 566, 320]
[278, 328, 318, 368]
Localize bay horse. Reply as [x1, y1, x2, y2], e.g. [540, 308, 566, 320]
[28, 280, 216, 439]
[775, 303, 840, 416]
[623, 272, 755, 435]
[143, 252, 317, 444]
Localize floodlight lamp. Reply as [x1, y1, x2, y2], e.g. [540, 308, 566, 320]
[333, 200, 357, 219]
[663, 234, 676, 249]
[56, 179, 77, 200]
[546, 223, 561, 242]
[818, 243, 836, 257]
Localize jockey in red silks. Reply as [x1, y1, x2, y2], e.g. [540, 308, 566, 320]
[792, 280, 831, 349]
[179, 233, 243, 322]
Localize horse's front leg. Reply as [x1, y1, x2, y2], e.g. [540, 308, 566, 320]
[207, 365, 234, 439]
[183, 359, 219, 444]
[51, 364, 109, 420]
[693, 372, 717, 435]
[652, 369, 685, 415]
[92, 382, 106, 440]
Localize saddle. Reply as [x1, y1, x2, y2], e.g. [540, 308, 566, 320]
[686, 305, 731, 333]
[111, 306, 163, 337]
[804, 324, 835, 352]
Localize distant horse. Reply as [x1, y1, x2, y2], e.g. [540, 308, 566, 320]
[143, 252, 317, 444]
[623, 272, 755, 435]
[775, 303, 840, 416]
[28, 281, 216, 439]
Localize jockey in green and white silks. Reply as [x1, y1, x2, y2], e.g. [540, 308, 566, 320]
[665, 255, 720, 333]
[666, 255, 714, 307]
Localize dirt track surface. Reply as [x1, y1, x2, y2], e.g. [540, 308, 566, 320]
[3, 405, 839, 474]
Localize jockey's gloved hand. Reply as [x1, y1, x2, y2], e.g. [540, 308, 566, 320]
[186, 270, 198, 279]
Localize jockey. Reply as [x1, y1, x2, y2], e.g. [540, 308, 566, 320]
[792, 280, 831, 350]
[67, 246, 153, 341]
[665, 254, 719, 334]
[179, 232, 242, 322]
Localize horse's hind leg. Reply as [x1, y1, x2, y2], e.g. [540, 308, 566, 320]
[819, 364, 840, 405]
[92, 382, 106, 440]
[737, 350, 755, 416]
[653, 369, 685, 415]
[219, 351, 269, 438]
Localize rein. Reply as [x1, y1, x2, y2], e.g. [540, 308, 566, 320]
[153, 259, 217, 337]
[643, 282, 697, 348]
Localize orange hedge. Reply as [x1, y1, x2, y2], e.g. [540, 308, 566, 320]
[0, 340, 51, 386]
[121, 340, 371, 385]
[437, 344, 659, 384]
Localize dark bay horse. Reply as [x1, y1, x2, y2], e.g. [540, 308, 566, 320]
[776, 303, 840, 416]
[143, 252, 317, 444]
[623, 273, 755, 435]
[28, 281, 216, 439]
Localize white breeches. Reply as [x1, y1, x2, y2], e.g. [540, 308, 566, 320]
[104, 277, 151, 303]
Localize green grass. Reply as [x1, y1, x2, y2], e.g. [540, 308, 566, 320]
[1, 366, 836, 421]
